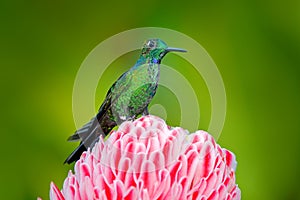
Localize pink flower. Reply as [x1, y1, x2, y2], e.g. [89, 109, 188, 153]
[45, 115, 240, 200]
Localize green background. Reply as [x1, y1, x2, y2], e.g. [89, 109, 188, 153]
[1, 1, 299, 199]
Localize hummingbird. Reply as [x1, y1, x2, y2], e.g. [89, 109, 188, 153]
[64, 38, 186, 164]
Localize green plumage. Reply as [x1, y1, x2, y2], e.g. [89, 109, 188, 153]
[64, 39, 186, 164]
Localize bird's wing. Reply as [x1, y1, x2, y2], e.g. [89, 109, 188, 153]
[97, 70, 133, 120]
[67, 70, 133, 142]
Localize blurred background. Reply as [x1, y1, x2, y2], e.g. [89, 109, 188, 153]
[1, 0, 299, 199]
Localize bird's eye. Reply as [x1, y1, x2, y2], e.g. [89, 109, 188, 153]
[147, 40, 155, 48]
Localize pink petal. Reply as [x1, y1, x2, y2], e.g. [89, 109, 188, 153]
[50, 182, 64, 200]
[43, 115, 240, 200]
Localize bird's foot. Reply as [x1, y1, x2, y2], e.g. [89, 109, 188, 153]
[127, 115, 136, 121]
[142, 107, 149, 116]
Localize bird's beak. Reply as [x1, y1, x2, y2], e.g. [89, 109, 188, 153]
[166, 47, 187, 53]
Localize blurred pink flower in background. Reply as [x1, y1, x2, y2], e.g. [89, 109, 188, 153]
[42, 115, 240, 200]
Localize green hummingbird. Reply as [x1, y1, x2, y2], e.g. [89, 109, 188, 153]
[64, 38, 186, 164]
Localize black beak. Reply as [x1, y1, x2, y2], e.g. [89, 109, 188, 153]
[166, 47, 187, 53]
[159, 47, 187, 60]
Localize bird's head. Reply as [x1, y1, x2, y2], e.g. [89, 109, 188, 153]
[141, 39, 186, 64]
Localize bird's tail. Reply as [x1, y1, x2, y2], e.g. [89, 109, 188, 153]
[63, 142, 87, 164]
[64, 118, 104, 164]
[67, 118, 95, 142]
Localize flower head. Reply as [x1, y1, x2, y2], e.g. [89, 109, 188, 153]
[45, 115, 240, 200]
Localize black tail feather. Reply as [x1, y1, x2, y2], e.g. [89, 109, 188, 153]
[64, 119, 104, 164]
[64, 143, 87, 164]
[67, 117, 96, 142]
[67, 134, 80, 141]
